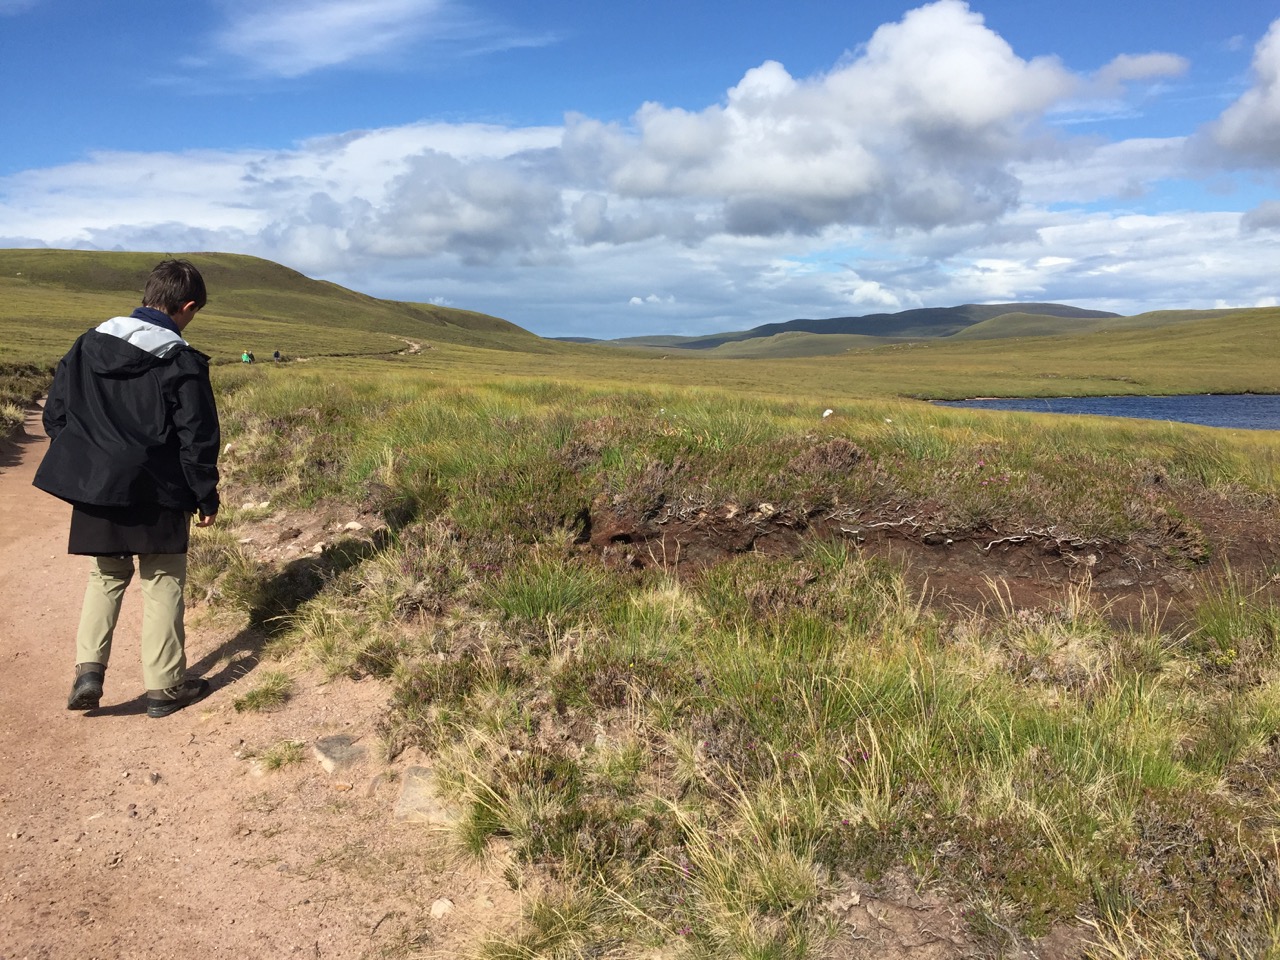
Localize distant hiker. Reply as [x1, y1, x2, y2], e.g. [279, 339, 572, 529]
[272, 349, 281, 363]
[34, 259, 220, 719]
[241, 350, 250, 363]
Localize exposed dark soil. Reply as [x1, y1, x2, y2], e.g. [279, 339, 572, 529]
[588, 492, 1280, 623]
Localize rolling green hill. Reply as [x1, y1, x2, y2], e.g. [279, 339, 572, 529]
[825, 305, 1280, 399]
[0, 248, 546, 367]
[947, 311, 1117, 340]
[950, 306, 1256, 341]
[700, 331, 899, 358]
[585, 302, 1119, 352]
[599, 304, 1265, 362]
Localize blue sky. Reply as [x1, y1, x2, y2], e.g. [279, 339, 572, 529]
[2, 0, 1278, 338]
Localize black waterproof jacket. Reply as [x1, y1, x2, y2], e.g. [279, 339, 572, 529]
[33, 314, 221, 517]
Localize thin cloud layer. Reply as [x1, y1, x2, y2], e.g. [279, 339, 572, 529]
[1093, 52, 1188, 90]
[216, 0, 484, 77]
[3, 2, 1279, 337]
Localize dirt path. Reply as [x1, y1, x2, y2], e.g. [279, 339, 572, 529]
[0, 409, 512, 960]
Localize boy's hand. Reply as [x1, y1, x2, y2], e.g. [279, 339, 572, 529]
[196, 512, 217, 527]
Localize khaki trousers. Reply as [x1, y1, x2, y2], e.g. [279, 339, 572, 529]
[75, 554, 188, 691]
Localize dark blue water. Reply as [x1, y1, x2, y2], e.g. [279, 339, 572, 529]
[935, 394, 1280, 431]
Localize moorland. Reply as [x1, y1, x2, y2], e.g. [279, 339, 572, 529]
[3, 248, 1280, 958]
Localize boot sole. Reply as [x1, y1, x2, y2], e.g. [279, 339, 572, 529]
[67, 679, 104, 711]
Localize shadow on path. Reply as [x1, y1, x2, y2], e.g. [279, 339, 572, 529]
[0, 421, 43, 472]
[187, 531, 391, 693]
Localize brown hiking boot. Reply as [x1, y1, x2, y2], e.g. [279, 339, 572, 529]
[145, 677, 210, 718]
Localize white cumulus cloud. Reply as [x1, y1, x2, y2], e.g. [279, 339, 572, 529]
[1205, 17, 1280, 166]
[564, 0, 1076, 239]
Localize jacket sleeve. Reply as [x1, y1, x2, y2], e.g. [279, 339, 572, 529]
[171, 352, 221, 517]
[43, 355, 69, 440]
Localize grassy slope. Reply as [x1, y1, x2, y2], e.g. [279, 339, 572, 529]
[614, 306, 1255, 362]
[655, 302, 1118, 350]
[855, 308, 1280, 398]
[0, 248, 547, 367]
[950, 306, 1260, 342]
[701, 331, 898, 359]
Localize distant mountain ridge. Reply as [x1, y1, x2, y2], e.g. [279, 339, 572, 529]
[564, 303, 1120, 351]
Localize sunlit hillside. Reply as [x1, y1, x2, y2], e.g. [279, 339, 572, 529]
[0, 248, 549, 366]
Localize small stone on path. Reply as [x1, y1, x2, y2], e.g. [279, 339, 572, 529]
[393, 767, 456, 825]
[312, 735, 366, 775]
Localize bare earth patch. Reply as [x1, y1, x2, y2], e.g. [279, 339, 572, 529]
[587, 491, 1280, 624]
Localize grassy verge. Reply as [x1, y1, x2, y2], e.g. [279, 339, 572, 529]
[196, 360, 1280, 957]
[0, 360, 53, 435]
[212, 359, 1278, 545]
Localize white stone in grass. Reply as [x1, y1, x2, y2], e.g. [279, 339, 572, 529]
[342, 521, 364, 532]
[311, 542, 326, 553]
[822, 409, 833, 418]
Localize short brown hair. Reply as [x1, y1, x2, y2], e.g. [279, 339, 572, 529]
[142, 259, 207, 314]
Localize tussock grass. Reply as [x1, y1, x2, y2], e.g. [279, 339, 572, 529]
[254, 739, 307, 770]
[232, 670, 294, 712]
[1, 400, 24, 435]
[0, 360, 53, 434]
[197, 363, 1280, 956]
[482, 553, 609, 634]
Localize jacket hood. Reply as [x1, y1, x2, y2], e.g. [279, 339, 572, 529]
[85, 316, 189, 376]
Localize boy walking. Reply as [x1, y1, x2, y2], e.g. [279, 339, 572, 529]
[34, 259, 221, 718]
